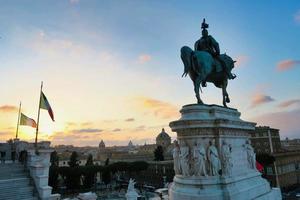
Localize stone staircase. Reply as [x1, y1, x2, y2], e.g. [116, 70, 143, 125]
[0, 163, 38, 200]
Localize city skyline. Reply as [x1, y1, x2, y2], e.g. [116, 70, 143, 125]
[1, 1, 300, 146]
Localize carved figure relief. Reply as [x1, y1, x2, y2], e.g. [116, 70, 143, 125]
[207, 140, 221, 176]
[193, 142, 207, 176]
[245, 140, 256, 169]
[221, 140, 233, 176]
[173, 140, 181, 175]
[179, 141, 190, 176]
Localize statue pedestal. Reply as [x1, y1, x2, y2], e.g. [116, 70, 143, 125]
[168, 104, 281, 200]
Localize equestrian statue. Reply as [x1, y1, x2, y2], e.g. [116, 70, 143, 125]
[181, 19, 236, 107]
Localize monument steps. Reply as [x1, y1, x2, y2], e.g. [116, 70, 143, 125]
[0, 163, 38, 200]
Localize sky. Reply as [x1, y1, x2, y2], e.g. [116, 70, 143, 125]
[0, 1, 300, 146]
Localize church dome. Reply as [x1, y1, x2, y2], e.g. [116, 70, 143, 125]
[128, 140, 134, 147]
[156, 128, 171, 147]
[99, 140, 105, 148]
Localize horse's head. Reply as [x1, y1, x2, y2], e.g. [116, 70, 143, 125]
[180, 46, 193, 77]
[221, 54, 236, 71]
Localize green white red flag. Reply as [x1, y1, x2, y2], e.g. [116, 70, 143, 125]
[40, 91, 54, 121]
[20, 113, 37, 128]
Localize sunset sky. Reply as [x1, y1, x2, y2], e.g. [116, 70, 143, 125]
[1, 1, 300, 146]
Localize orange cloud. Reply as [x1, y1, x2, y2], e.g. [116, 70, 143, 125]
[136, 97, 179, 119]
[276, 59, 300, 71]
[138, 54, 152, 64]
[251, 93, 275, 108]
[0, 105, 18, 112]
[235, 55, 249, 67]
[278, 99, 300, 108]
[125, 118, 135, 122]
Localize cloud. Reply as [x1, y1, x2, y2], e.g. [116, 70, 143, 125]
[69, 0, 79, 4]
[235, 55, 249, 67]
[138, 54, 151, 64]
[251, 108, 300, 139]
[80, 122, 93, 127]
[135, 97, 179, 119]
[112, 128, 121, 132]
[134, 125, 146, 131]
[251, 93, 275, 108]
[278, 99, 300, 108]
[0, 105, 18, 112]
[125, 118, 135, 122]
[295, 10, 300, 23]
[71, 128, 103, 134]
[276, 59, 300, 71]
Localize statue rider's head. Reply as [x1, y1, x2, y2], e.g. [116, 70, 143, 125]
[202, 29, 208, 37]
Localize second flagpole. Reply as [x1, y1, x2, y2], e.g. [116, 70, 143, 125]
[35, 81, 43, 149]
[15, 101, 21, 139]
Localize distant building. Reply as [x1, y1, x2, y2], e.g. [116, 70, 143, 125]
[99, 140, 105, 149]
[250, 126, 281, 154]
[264, 151, 300, 189]
[281, 138, 300, 151]
[156, 128, 171, 148]
[96, 128, 173, 162]
[250, 126, 300, 190]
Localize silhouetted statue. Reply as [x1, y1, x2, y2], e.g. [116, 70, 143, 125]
[181, 19, 237, 107]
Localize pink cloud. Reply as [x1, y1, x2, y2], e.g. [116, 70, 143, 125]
[278, 99, 300, 108]
[295, 10, 300, 23]
[251, 93, 275, 108]
[276, 59, 300, 71]
[235, 55, 249, 67]
[251, 108, 300, 139]
[69, 0, 79, 4]
[138, 54, 152, 64]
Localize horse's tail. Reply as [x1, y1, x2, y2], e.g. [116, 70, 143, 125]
[180, 46, 193, 76]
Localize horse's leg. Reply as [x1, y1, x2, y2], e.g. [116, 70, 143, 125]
[222, 83, 227, 107]
[224, 80, 230, 103]
[194, 76, 203, 104]
[222, 80, 230, 107]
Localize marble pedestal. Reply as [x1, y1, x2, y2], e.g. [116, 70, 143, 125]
[168, 104, 281, 200]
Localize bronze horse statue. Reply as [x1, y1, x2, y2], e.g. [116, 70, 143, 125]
[180, 46, 236, 107]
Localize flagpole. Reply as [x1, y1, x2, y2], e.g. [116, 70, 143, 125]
[35, 81, 43, 149]
[15, 101, 21, 139]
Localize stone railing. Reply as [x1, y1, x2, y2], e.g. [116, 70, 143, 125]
[27, 149, 61, 200]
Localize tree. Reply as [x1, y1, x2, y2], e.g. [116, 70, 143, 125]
[68, 151, 79, 167]
[105, 158, 110, 166]
[49, 151, 59, 190]
[85, 154, 94, 166]
[83, 154, 95, 189]
[154, 145, 164, 161]
[50, 151, 59, 167]
[102, 167, 111, 185]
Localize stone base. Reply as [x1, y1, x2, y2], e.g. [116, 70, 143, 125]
[169, 172, 281, 200]
[168, 104, 282, 200]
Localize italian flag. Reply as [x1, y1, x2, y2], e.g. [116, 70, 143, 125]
[40, 91, 54, 121]
[20, 113, 37, 128]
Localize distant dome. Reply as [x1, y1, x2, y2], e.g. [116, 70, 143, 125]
[99, 140, 105, 148]
[156, 128, 171, 147]
[128, 140, 134, 147]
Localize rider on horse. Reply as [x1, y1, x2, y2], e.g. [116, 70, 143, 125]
[194, 19, 236, 87]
